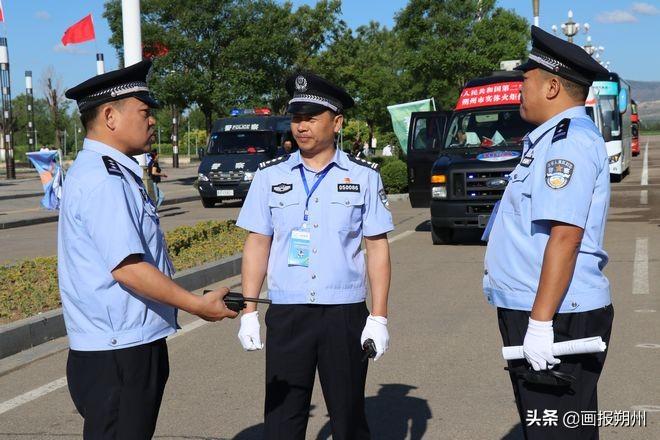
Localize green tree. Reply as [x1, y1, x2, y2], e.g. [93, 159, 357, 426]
[103, 0, 343, 133]
[394, 0, 529, 109]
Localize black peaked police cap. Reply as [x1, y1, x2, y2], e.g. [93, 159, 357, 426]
[65, 60, 160, 113]
[516, 26, 609, 86]
[285, 72, 354, 116]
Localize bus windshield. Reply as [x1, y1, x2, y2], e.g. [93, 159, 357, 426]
[444, 109, 535, 149]
[207, 131, 274, 154]
[598, 96, 620, 137]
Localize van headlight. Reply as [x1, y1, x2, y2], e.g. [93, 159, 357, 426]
[432, 185, 447, 199]
[609, 153, 621, 164]
[198, 173, 209, 182]
[243, 172, 255, 182]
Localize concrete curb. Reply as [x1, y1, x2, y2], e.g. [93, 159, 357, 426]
[0, 194, 200, 230]
[0, 253, 242, 360]
[387, 193, 409, 202]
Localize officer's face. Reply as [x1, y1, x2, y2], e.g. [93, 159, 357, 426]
[112, 98, 156, 154]
[291, 111, 343, 154]
[520, 69, 546, 125]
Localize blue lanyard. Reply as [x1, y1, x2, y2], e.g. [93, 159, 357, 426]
[299, 162, 334, 222]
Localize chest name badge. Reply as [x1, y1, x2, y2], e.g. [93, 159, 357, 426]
[337, 183, 360, 193]
[288, 228, 311, 267]
[520, 156, 534, 167]
[272, 183, 293, 194]
[545, 159, 574, 189]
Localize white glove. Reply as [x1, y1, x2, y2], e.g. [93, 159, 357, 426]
[523, 318, 560, 371]
[360, 315, 389, 361]
[237, 311, 263, 351]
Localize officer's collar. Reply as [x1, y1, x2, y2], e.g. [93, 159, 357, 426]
[289, 147, 349, 172]
[528, 106, 587, 144]
[83, 138, 144, 177]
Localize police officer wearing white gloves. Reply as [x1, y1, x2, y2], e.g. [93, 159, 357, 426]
[60, 61, 237, 439]
[483, 26, 613, 440]
[236, 72, 394, 440]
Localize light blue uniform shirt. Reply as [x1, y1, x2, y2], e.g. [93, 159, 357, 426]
[484, 106, 611, 313]
[237, 148, 394, 305]
[58, 139, 177, 350]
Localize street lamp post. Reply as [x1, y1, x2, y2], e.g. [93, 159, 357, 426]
[559, 10, 580, 43]
[1, 38, 15, 179]
[25, 71, 36, 153]
[533, 0, 540, 27]
[172, 107, 179, 168]
[583, 35, 596, 56]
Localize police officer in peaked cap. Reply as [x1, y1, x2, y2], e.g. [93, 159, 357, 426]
[483, 26, 613, 439]
[236, 72, 394, 439]
[60, 60, 237, 439]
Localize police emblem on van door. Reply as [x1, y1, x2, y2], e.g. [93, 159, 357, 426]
[272, 183, 293, 194]
[545, 159, 574, 189]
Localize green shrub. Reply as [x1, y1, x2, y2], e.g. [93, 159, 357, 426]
[380, 159, 408, 194]
[0, 220, 246, 323]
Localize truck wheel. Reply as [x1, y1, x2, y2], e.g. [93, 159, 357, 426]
[431, 226, 453, 245]
[610, 173, 622, 183]
[201, 198, 216, 208]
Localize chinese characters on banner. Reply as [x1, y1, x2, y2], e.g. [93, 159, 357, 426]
[455, 81, 522, 110]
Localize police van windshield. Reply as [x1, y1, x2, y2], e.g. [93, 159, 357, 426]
[207, 131, 274, 154]
[444, 109, 535, 149]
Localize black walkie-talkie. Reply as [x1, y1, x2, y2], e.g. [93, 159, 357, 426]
[202, 290, 272, 313]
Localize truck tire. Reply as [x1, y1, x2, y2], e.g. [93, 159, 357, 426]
[201, 198, 216, 208]
[431, 226, 453, 245]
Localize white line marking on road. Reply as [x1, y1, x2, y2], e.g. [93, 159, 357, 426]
[388, 230, 414, 244]
[636, 343, 660, 349]
[641, 141, 649, 186]
[632, 237, 649, 295]
[0, 377, 67, 416]
[634, 309, 656, 313]
[640, 190, 648, 205]
[0, 318, 209, 416]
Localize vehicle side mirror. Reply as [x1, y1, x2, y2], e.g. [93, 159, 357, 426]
[602, 125, 612, 143]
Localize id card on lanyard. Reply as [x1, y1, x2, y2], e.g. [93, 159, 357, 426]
[287, 162, 334, 267]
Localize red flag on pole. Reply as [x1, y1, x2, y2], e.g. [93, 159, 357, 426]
[61, 14, 95, 46]
[0, 0, 5, 22]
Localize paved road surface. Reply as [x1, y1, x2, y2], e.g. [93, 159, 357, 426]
[0, 136, 658, 439]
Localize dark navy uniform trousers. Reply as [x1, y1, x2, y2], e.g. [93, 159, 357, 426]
[264, 302, 370, 440]
[498, 305, 614, 440]
[66, 337, 169, 440]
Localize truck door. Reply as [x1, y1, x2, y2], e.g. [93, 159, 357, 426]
[406, 111, 450, 207]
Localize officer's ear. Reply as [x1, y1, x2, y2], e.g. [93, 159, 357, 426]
[545, 74, 561, 101]
[332, 113, 344, 134]
[100, 103, 118, 131]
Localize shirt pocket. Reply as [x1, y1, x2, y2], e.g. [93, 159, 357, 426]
[329, 193, 365, 231]
[502, 166, 531, 215]
[268, 194, 301, 232]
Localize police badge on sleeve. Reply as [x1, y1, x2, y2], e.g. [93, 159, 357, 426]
[545, 159, 574, 189]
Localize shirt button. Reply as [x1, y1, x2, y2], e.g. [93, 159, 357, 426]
[484, 269, 488, 275]
[513, 174, 518, 179]
[310, 297, 316, 303]
[312, 248, 317, 254]
[313, 223, 318, 228]
[345, 200, 350, 205]
[311, 274, 317, 279]
[310, 290, 316, 296]
[571, 302, 578, 308]
[110, 338, 117, 346]
[314, 197, 319, 203]
[279, 202, 284, 207]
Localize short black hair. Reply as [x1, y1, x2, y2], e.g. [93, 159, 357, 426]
[559, 77, 589, 102]
[79, 100, 126, 131]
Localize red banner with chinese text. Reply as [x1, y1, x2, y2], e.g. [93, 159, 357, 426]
[455, 81, 522, 110]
